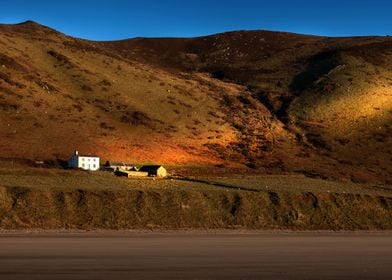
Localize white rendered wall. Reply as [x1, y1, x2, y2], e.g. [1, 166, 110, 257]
[78, 156, 100, 171]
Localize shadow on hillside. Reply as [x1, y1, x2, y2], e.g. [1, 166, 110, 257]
[289, 49, 342, 92]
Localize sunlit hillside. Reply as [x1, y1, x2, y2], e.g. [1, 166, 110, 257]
[0, 21, 391, 183]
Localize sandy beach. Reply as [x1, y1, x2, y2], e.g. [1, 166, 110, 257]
[1, 231, 391, 279]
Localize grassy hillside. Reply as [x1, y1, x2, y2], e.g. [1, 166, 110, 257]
[0, 21, 391, 183]
[0, 168, 392, 230]
[0, 21, 241, 165]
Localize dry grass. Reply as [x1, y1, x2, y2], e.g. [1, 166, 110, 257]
[0, 167, 392, 230]
[194, 175, 392, 197]
[0, 21, 391, 184]
[0, 168, 219, 191]
[0, 22, 235, 165]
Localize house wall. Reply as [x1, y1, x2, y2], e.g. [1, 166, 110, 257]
[115, 170, 149, 177]
[157, 167, 167, 177]
[78, 156, 100, 171]
[127, 171, 148, 177]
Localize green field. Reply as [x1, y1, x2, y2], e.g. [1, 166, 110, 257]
[0, 167, 391, 230]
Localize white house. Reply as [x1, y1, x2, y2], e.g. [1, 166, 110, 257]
[68, 150, 100, 171]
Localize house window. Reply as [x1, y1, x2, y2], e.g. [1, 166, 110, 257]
[88, 158, 90, 161]
[82, 158, 84, 161]
[93, 164, 96, 168]
[82, 164, 85, 167]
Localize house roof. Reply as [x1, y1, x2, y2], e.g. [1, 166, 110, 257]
[78, 154, 99, 158]
[70, 151, 99, 159]
[139, 165, 164, 172]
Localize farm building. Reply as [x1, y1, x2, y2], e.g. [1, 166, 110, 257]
[115, 170, 148, 178]
[138, 165, 167, 177]
[103, 161, 137, 172]
[68, 150, 100, 171]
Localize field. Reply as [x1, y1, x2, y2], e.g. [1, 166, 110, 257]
[185, 175, 392, 196]
[1, 167, 391, 230]
[1, 167, 391, 195]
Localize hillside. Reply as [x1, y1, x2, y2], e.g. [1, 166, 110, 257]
[0, 21, 391, 183]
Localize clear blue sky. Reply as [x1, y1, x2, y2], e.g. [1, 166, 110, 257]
[1, 0, 391, 40]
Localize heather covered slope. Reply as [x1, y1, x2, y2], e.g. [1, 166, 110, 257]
[0, 21, 246, 164]
[0, 21, 391, 183]
[104, 31, 392, 183]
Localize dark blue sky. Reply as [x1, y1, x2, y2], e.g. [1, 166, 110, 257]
[1, 0, 391, 40]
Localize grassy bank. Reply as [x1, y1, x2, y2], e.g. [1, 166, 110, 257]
[0, 168, 391, 230]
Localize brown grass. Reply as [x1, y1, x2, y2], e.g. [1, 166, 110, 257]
[0, 168, 391, 230]
[0, 21, 391, 184]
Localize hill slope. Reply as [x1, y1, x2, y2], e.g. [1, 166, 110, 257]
[0, 21, 391, 183]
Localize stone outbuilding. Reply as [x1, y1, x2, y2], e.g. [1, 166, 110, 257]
[138, 165, 167, 177]
[103, 161, 136, 172]
[115, 170, 148, 178]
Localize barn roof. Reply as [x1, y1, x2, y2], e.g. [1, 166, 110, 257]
[139, 165, 164, 172]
